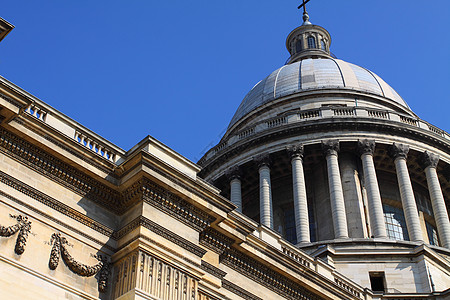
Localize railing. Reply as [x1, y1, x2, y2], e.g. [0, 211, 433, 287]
[74, 131, 117, 162]
[368, 110, 388, 119]
[238, 127, 255, 139]
[281, 246, 311, 269]
[267, 116, 287, 128]
[299, 109, 320, 119]
[214, 141, 227, 153]
[333, 107, 355, 116]
[201, 106, 450, 162]
[428, 124, 444, 137]
[25, 104, 47, 122]
[334, 276, 362, 299]
[399, 115, 418, 126]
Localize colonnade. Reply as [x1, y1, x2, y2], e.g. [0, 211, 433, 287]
[227, 140, 450, 248]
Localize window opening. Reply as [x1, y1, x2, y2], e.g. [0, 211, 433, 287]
[296, 39, 303, 53]
[426, 221, 439, 246]
[284, 206, 297, 244]
[321, 40, 326, 50]
[369, 272, 385, 293]
[307, 36, 316, 49]
[383, 204, 409, 241]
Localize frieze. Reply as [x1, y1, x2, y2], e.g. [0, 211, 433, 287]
[199, 227, 234, 254]
[0, 190, 115, 251]
[115, 216, 207, 258]
[0, 214, 31, 255]
[220, 249, 323, 300]
[140, 178, 215, 232]
[0, 171, 114, 238]
[221, 279, 263, 300]
[200, 260, 227, 279]
[11, 118, 117, 175]
[48, 233, 110, 293]
[0, 92, 22, 108]
[0, 128, 121, 212]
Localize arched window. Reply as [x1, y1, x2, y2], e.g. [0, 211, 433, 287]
[383, 204, 409, 241]
[307, 36, 316, 49]
[295, 39, 303, 53]
[321, 40, 326, 50]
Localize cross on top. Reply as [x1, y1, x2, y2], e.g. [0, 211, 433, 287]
[297, 0, 311, 13]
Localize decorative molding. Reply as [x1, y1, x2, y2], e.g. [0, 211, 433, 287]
[287, 143, 304, 160]
[225, 165, 241, 181]
[420, 151, 439, 169]
[388, 142, 409, 160]
[254, 153, 271, 168]
[357, 139, 375, 156]
[221, 279, 263, 300]
[0, 128, 121, 212]
[48, 233, 110, 293]
[0, 92, 22, 108]
[0, 189, 115, 251]
[221, 249, 323, 300]
[0, 214, 31, 255]
[198, 289, 228, 300]
[115, 216, 207, 258]
[11, 118, 117, 174]
[200, 260, 227, 279]
[0, 170, 114, 238]
[113, 250, 199, 300]
[199, 227, 234, 254]
[322, 139, 339, 157]
[139, 178, 215, 232]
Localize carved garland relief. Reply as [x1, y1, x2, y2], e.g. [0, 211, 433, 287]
[48, 233, 110, 293]
[0, 214, 32, 255]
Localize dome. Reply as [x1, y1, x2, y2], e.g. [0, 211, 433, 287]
[229, 58, 409, 128]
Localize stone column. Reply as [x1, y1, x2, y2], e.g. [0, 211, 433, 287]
[227, 166, 242, 213]
[358, 140, 387, 238]
[421, 151, 450, 248]
[288, 144, 310, 243]
[388, 143, 423, 242]
[322, 140, 348, 239]
[256, 154, 273, 229]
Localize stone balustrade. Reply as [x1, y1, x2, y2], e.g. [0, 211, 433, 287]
[204, 105, 450, 161]
[74, 131, 118, 162]
[25, 104, 47, 122]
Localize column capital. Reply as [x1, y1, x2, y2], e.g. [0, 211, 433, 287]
[225, 165, 241, 181]
[254, 153, 271, 168]
[420, 151, 439, 169]
[322, 140, 340, 157]
[388, 143, 409, 160]
[357, 139, 375, 156]
[287, 144, 304, 160]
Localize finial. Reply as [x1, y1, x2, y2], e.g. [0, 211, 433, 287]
[298, 0, 312, 25]
[302, 11, 312, 25]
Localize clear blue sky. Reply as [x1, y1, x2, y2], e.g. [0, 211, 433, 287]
[1, 1, 449, 162]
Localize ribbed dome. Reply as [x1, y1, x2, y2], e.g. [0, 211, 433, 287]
[229, 58, 408, 128]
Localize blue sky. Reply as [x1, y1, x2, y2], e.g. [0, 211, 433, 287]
[1, 1, 449, 162]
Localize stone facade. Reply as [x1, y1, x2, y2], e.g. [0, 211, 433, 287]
[0, 7, 450, 300]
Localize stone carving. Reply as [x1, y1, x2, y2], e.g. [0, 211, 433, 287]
[0, 214, 32, 255]
[388, 143, 409, 160]
[199, 227, 234, 254]
[357, 139, 375, 156]
[225, 165, 241, 181]
[254, 153, 271, 168]
[48, 233, 110, 293]
[287, 143, 304, 159]
[322, 140, 340, 156]
[420, 151, 439, 169]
